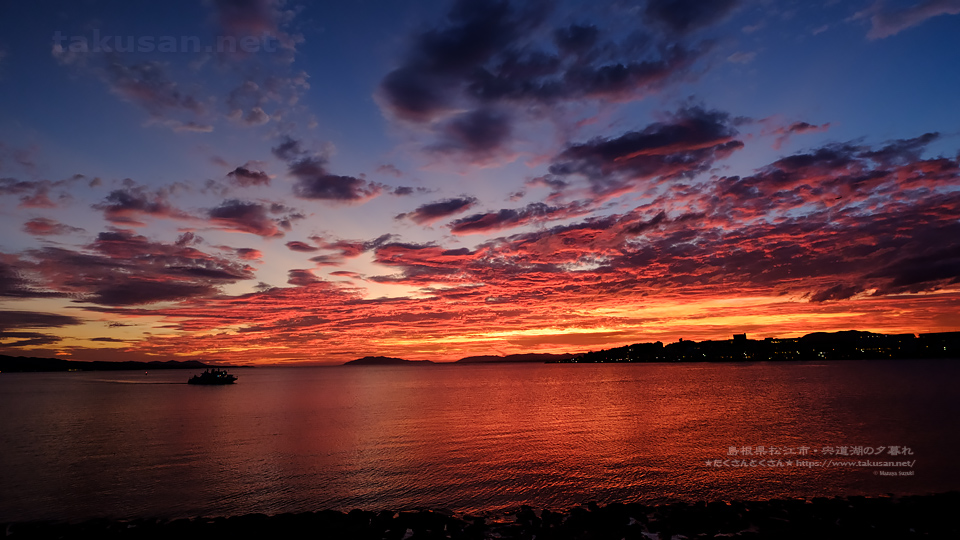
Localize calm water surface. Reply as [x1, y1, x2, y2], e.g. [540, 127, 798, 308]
[1, 361, 958, 521]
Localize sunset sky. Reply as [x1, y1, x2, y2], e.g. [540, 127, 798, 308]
[1, 0, 959, 364]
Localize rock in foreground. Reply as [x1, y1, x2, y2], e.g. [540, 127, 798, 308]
[4, 492, 959, 539]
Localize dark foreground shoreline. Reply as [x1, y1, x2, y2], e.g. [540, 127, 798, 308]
[4, 493, 959, 539]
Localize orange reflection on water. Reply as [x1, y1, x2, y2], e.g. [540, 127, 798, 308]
[1, 361, 957, 522]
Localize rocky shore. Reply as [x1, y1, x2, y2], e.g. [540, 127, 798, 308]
[4, 492, 958, 539]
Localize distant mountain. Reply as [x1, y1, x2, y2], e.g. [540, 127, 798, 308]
[343, 356, 435, 366]
[0, 355, 227, 373]
[456, 353, 576, 363]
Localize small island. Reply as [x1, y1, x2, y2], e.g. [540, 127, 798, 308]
[343, 356, 435, 366]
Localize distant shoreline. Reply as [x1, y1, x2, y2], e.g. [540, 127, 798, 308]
[3, 492, 958, 538]
[0, 355, 243, 373]
[3, 330, 958, 371]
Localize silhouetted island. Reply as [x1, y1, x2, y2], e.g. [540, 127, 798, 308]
[343, 356, 435, 366]
[0, 355, 236, 373]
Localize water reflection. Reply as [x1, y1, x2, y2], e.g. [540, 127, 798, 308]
[1, 360, 957, 521]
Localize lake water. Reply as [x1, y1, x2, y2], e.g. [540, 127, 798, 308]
[1, 360, 958, 522]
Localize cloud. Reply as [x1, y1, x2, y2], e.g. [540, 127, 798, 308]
[226, 74, 310, 126]
[277, 140, 382, 202]
[713, 132, 947, 215]
[94, 187, 193, 225]
[234, 247, 263, 260]
[377, 0, 713, 161]
[809, 284, 864, 302]
[430, 108, 513, 160]
[291, 170, 382, 202]
[227, 164, 271, 186]
[286, 240, 319, 252]
[287, 268, 323, 286]
[1, 175, 84, 209]
[855, 0, 960, 40]
[547, 105, 743, 197]
[212, 0, 303, 61]
[271, 135, 307, 161]
[396, 197, 478, 224]
[0, 256, 60, 299]
[270, 136, 382, 202]
[0, 310, 83, 330]
[861, 132, 939, 166]
[104, 61, 203, 115]
[52, 130, 960, 362]
[10, 229, 257, 306]
[207, 1, 310, 130]
[207, 199, 294, 237]
[0, 331, 66, 348]
[23, 218, 85, 236]
[303, 233, 396, 267]
[771, 121, 830, 149]
[390, 186, 431, 196]
[88, 281, 219, 306]
[448, 201, 592, 235]
[645, 0, 741, 35]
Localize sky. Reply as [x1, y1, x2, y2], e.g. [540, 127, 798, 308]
[0, 0, 959, 365]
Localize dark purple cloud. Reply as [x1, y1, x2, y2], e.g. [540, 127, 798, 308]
[391, 186, 431, 196]
[271, 135, 306, 161]
[449, 201, 591, 235]
[1, 176, 82, 208]
[644, 0, 740, 35]
[396, 197, 478, 224]
[0, 331, 65, 348]
[432, 108, 512, 159]
[287, 156, 382, 202]
[271, 136, 383, 202]
[88, 281, 218, 306]
[292, 172, 382, 202]
[553, 23, 599, 54]
[94, 187, 191, 225]
[0, 310, 82, 330]
[208, 199, 289, 237]
[287, 268, 322, 286]
[379, 0, 548, 121]
[548, 105, 743, 197]
[378, 0, 712, 160]
[0, 255, 64, 299]
[227, 165, 271, 186]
